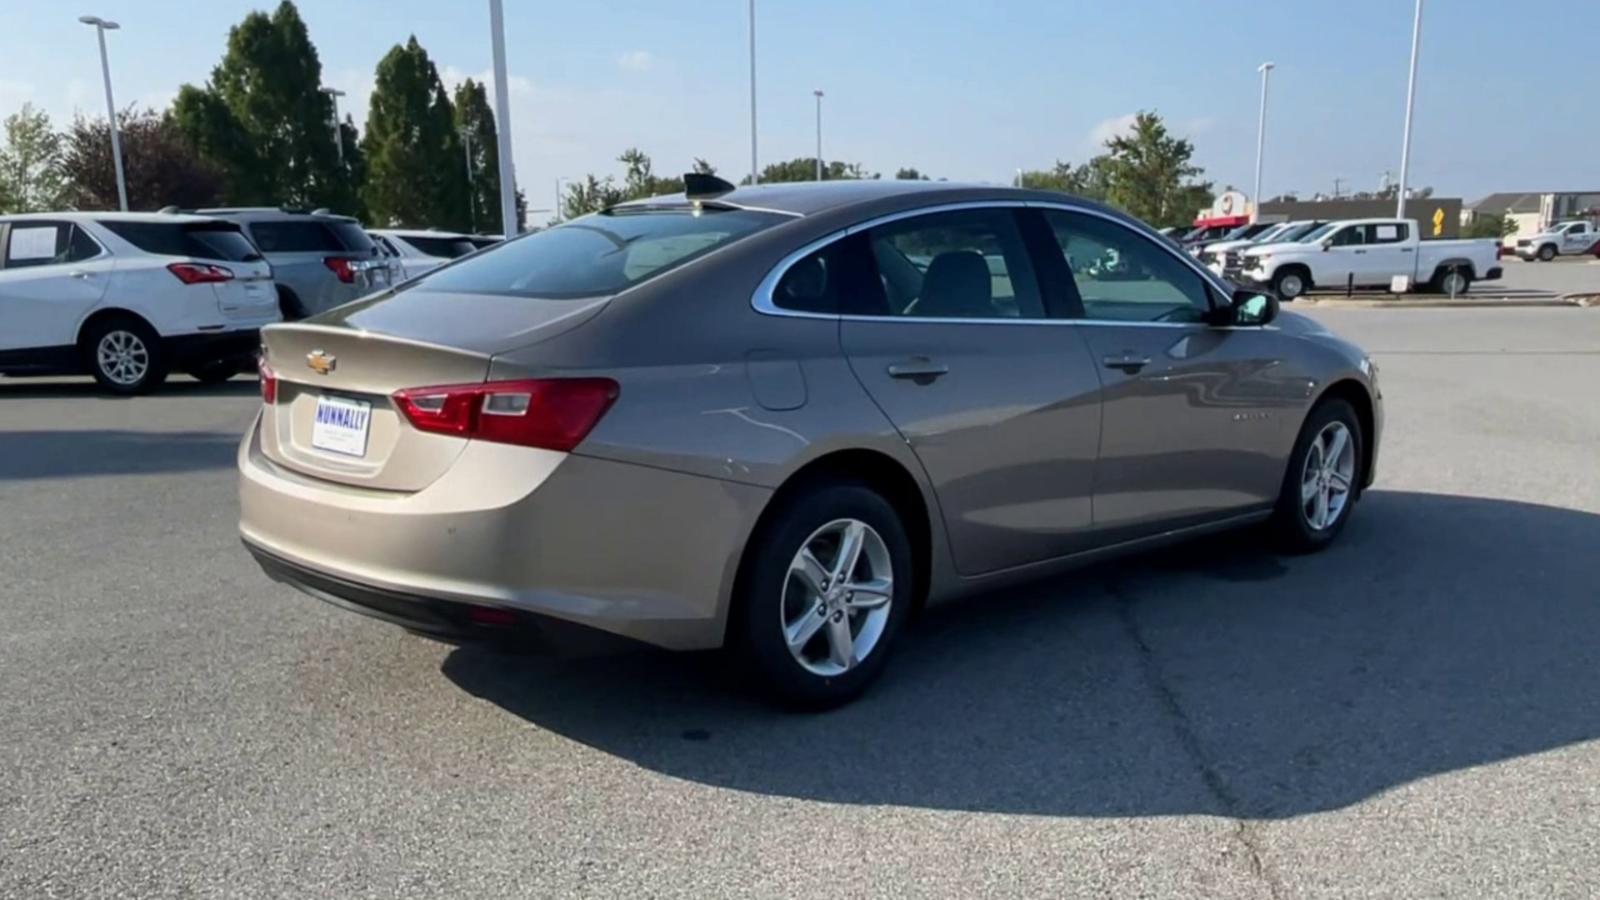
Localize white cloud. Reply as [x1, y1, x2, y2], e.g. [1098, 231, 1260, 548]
[1088, 113, 1139, 148]
[617, 50, 654, 72]
[1181, 116, 1217, 137]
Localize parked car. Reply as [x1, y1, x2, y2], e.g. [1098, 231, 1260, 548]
[194, 208, 388, 319]
[1239, 218, 1502, 300]
[1514, 220, 1599, 261]
[369, 229, 479, 281]
[1188, 221, 1276, 257]
[0, 212, 278, 393]
[1179, 223, 1235, 247]
[239, 179, 1382, 707]
[1198, 220, 1326, 279]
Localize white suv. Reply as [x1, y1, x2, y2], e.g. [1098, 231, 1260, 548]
[0, 213, 279, 394]
[369, 229, 479, 281]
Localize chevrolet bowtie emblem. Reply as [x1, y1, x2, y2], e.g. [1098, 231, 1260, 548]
[306, 349, 337, 375]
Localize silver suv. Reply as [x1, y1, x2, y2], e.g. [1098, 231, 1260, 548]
[194, 209, 388, 319]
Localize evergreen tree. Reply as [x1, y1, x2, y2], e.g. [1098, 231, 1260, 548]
[452, 78, 501, 234]
[362, 36, 467, 230]
[171, 1, 354, 213]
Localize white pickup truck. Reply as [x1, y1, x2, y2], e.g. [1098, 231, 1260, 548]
[1237, 218, 1502, 300]
[1514, 220, 1600, 261]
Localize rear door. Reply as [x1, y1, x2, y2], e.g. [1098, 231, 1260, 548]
[1359, 222, 1413, 284]
[1036, 207, 1302, 539]
[0, 221, 112, 351]
[836, 206, 1104, 575]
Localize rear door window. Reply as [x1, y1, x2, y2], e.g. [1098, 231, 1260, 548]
[1370, 223, 1407, 244]
[3, 222, 101, 269]
[100, 221, 261, 262]
[416, 206, 785, 299]
[859, 208, 1044, 319]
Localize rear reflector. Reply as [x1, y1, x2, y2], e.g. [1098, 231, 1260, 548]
[392, 378, 619, 452]
[168, 262, 234, 284]
[466, 606, 519, 626]
[259, 357, 277, 404]
[323, 257, 356, 283]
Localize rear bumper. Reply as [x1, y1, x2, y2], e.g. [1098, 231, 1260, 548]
[1483, 267, 1503, 281]
[236, 414, 770, 651]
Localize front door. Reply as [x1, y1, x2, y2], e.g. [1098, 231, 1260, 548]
[1037, 208, 1304, 540]
[836, 207, 1103, 575]
[0, 221, 112, 352]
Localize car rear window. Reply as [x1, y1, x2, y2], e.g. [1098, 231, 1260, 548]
[248, 221, 341, 253]
[401, 235, 477, 258]
[414, 207, 786, 299]
[326, 221, 376, 253]
[100, 221, 262, 262]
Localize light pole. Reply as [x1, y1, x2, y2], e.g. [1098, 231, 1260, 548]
[1395, 0, 1423, 218]
[459, 126, 475, 232]
[1252, 62, 1274, 223]
[321, 87, 346, 166]
[813, 90, 824, 181]
[488, 0, 519, 233]
[748, 0, 758, 185]
[78, 15, 127, 211]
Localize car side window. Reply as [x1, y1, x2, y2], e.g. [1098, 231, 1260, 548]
[1370, 223, 1407, 244]
[1331, 226, 1366, 247]
[2, 222, 98, 269]
[859, 208, 1044, 319]
[772, 233, 878, 315]
[1039, 209, 1213, 323]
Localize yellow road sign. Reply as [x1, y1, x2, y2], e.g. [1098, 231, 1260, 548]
[1432, 207, 1445, 236]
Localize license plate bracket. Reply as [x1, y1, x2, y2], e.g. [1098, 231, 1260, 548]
[310, 395, 372, 457]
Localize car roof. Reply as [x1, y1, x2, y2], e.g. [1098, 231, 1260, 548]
[613, 179, 1031, 218]
[0, 211, 225, 225]
[194, 207, 359, 223]
[371, 228, 472, 239]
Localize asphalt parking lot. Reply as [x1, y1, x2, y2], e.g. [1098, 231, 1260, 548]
[3, 306, 1599, 899]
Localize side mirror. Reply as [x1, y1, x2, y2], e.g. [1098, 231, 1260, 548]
[1321, 239, 1333, 251]
[1227, 289, 1278, 326]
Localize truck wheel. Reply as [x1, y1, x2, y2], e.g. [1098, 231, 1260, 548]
[1272, 268, 1308, 301]
[1537, 244, 1556, 262]
[1433, 267, 1471, 296]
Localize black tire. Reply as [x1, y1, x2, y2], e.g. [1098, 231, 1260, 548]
[1271, 266, 1309, 301]
[731, 481, 914, 709]
[1537, 244, 1557, 262]
[81, 315, 168, 395]
[1431, 266, 1472, 296]
[1270, 397, 1364, 554]
[277, 286, 308, 321]
[185, 360, 241, 384]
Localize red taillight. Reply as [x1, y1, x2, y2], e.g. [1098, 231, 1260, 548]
[323, 257, 356, 283]
[258, 357, 277, 404]
[167, 262, 234, 284]
[392, 378, 618, 451]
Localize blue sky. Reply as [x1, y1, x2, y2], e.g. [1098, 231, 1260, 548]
[2, 0, 1593, 212]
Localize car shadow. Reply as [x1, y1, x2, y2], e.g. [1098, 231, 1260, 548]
[0, 377, 259, 400]
[0, 429, 241, 480]
[442, 490, 1600, 819]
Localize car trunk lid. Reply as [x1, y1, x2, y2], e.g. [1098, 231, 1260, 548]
[257, 290, 609, 491]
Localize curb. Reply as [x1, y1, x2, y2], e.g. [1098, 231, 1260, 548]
[1296, 295, 1592, 310]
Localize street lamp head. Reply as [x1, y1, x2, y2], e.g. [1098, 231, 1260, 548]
[320, 87, 346, 98]
[814, 89, 824, 98]
[1258, 61, 1275, 73]
[79, 15, 118, 28]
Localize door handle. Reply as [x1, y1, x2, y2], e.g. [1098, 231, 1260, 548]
[68, 270, 92, 279]
[886, 359, 949, 382]
[1400, 247, 1415, 253]
[1353, 250, 1367, 255]
[1102, 354, 1152, 374]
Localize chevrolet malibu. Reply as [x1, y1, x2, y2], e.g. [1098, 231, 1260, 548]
[240, 178, 1381, 707]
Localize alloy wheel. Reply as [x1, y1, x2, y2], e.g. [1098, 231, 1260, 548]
[1300, 421, 1357, 531]
[97, 330, 150, 386]
[781, 518, 894, 677]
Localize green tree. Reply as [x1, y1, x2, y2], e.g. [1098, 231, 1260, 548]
[61, 108, 223, 210]
[744, 157, 875, 184]
[171, 1, 354, 213]
[362, 36, 468, 230]
[560, 150, 722, 220]
[0, 103, 70, 212]
[894, 167, 931, 181]
[1464, 212, 1517, 239]
[1017, 157, 1112, 201]
[452, 78, 502, 234]
[1100, 112, 1213, 227]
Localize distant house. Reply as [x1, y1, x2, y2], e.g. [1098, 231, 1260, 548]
[1464, 191, 1600, 244]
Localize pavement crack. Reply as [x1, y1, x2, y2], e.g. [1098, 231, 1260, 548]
[1108, 577, 1286, 900]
